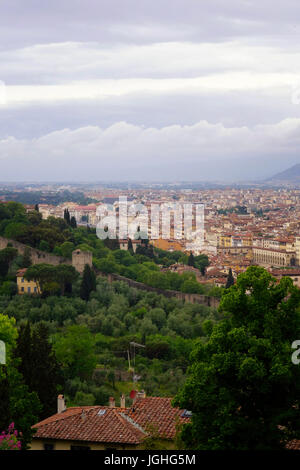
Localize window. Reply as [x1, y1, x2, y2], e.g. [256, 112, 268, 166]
[21, 278, 24, 283]
[44, 443, 54, 451]
[21, 287, 24, 292]
[34, 287, 37, 293]
[27, 287, 31, 293]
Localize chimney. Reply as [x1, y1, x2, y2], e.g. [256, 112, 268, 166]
[120, 394, 126, 408]
[109, 396, 115, 408]
[57, 394, 66, 414]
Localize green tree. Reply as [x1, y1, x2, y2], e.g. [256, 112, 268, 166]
[174, 266, 300, 450]
[70, 216, 77, 229]
[0, 314, 41, 449]
[27, 210, 42, 226]
[53, 325, 97, 380]
[225, 267, 234, 289]
[64, 209, 70, 225]
[21, 247, 32, 268]
[0, 247, 18, 278]
[4, 222, 27, 240]
[24, 264, 55, 293]
[25, 264, 78, 296]
[55, 264, 78, 296]
[15, 322, 63, 420]
[181, 279, 204, 294]
[187, 252, 195, 267]
[194, 254, 209, 275]
[128, 238, 134, 255]
[31, 323, 63, 419]
[60, 241, 75, 259]
[14, 322, 32, 394]
[80, 264, 96, 301]
[39, 240, 50, 252]
[106, 369, 116, 389]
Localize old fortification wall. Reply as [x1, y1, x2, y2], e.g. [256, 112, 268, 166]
[0, 235, 219, 307]
[72, 250, 93, 274]
[0, 237, 93, 274]
[0, 236, 71, 266]
[98, 272, 220, 308]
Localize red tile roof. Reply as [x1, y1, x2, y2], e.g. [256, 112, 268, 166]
[286, 440, 300, 450]
[16, 268, 27, 277]
[32, 398, 190, 445]
[124, 397, 190, 440]
[32, 406, 145, 445]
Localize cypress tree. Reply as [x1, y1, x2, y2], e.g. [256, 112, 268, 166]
[15, 322, 63, 420]
[188, 252, 195, 267]
[64, 209, 70, 225]
[15, 322, 33, 389]
[128, 238, 134, 255]
[225, 268, 235, 289]
[31, 323, 63, 419]
[146, 243, 154, 259]
[70, 216, 77, 228]
[80, 264, 96, 301]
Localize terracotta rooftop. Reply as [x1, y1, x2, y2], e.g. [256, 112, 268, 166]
[16, 268, 27, 277]
[32, 397, 190, 445]
[286, 440, 300, 451]
[32, 406, 145, 445]
[124, 397, 190, 440]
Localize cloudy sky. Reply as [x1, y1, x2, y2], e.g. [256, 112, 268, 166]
[1, 0, 300, 182]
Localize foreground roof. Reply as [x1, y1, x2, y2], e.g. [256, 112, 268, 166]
[286, 440, 300, 450]
[124, 397, 190, 440]
[32, 397, 190, 445]
[33, 406, 145, 445]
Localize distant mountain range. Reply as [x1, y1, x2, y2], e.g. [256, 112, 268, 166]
[266, 163, 300, 184]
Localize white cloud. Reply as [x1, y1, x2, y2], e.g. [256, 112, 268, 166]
[11, 40, 300, 78]
[0, 39, 299, 107]
[1, 75, 294, 107]
[1, 119, 300, 180]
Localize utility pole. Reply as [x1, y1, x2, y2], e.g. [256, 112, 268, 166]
[129, 342, 145, 380]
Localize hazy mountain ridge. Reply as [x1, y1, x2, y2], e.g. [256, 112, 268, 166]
[267, 163, 300, 184]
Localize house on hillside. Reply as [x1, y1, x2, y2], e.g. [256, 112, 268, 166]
[30, 393, 191, 450]
[119, 239, 142, 253]
[16, 268, 40, 295]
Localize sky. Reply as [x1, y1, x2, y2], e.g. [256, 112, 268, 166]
[1, 0, 300, 182]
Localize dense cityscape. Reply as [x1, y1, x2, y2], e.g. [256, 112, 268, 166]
[2, 182, 300, 287]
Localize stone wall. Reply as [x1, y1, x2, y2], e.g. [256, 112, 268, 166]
[98, 272, 220, 308]
[72, 249, 93, 274]
[0, 235, 219, 307]
[0, 236, 71, 266]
